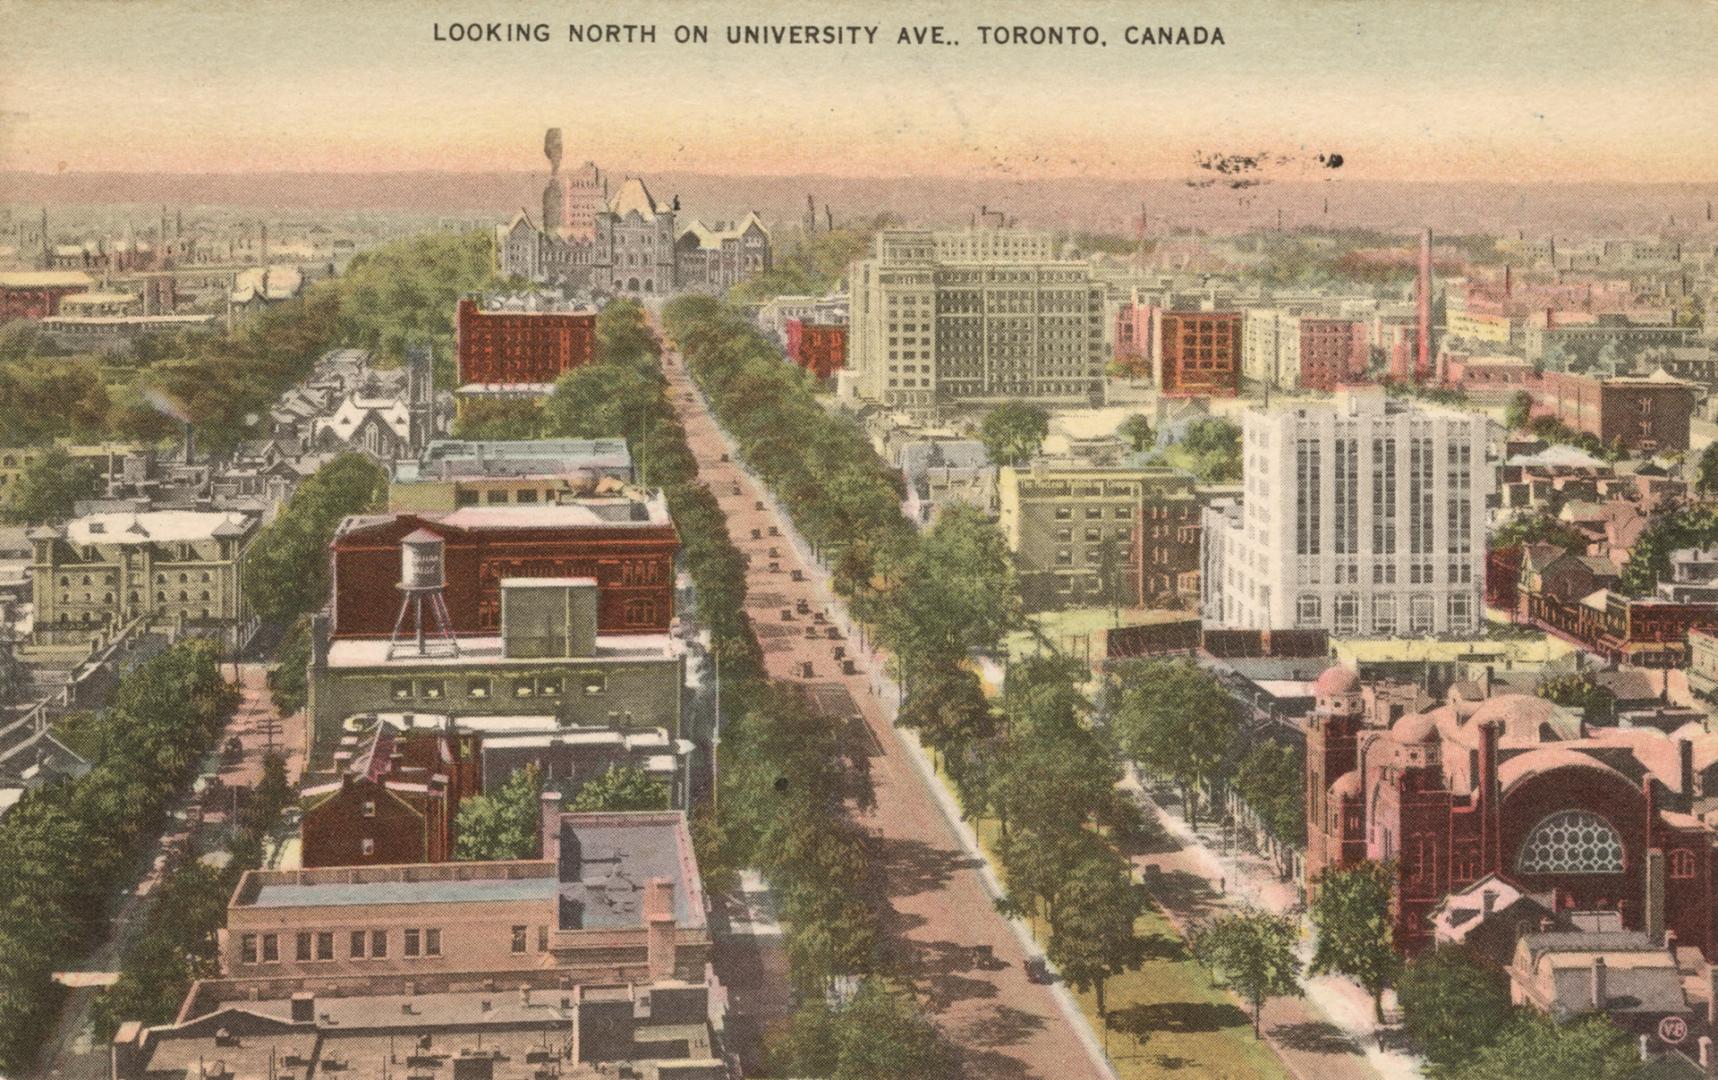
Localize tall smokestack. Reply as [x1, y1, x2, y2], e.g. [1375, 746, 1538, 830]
[1416, 228, 1433, 382]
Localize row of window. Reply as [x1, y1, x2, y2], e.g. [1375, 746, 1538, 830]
[390, 672, 606, 703]
[60, 590, 211, 603]
[240, 927, 442, 964]
[1303, 592, 1474, 634]
[59, 571, 214, 586]
[1053, 505, 1132, 521]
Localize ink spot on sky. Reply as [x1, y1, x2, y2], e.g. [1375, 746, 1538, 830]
[1319, 153, 1344, 169]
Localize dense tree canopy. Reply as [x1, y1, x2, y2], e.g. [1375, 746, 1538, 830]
[1161, 417, 1243, 482]
[1309, 860, 1400, 1022]
[1452, 1012, 1637, 1080]
[1111, 658, 1240, 827]
[568, 765, 669, 812]
[1396, 945, 1511, 1069]
[241, 452, 387, 625]
[0, 639, 236, 1071]
[769, 977, 956, 1080]
[977, 402, 1051, 468]
[1194, 908, 1303, 1037]
[0, 445, 102, 524]
[455, 763, 543, 861]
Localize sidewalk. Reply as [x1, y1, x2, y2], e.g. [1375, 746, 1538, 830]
[668, 350, 1115, 1080]
[1122, 766, 1423, 1080]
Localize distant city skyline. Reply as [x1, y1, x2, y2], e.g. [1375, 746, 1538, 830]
[2, 0, 1715, 184]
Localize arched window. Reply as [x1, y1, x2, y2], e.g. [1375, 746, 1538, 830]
[1517, 810, 1625, 875]
[1670, 848, 1697, 880]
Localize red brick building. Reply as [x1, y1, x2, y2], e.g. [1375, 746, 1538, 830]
[329, 498, 679, 640]
[300, 724, 478, 867]
[1307, 668, 1718, 957]
[1158, 311, 1242, 397]
[1533, 371, 1697, 452]
[784, 318, 847, 379]
[0, 271, 96, 321]
[1126, 484, 1202, 604]
[1296, 318, 1370, 391]
[455, 298, 596, 387]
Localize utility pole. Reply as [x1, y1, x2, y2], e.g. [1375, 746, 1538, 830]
[711, 650, 721, 814]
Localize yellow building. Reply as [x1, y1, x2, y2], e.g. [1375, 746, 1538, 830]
[997, 462, 1200, 611]
[30, 509, 258, 646]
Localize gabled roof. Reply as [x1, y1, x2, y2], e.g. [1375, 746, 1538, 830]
[679, 212, 770, 250]
[608, 177, 667, 221]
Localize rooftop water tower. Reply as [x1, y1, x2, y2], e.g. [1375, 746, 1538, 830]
[387, 528, 460, 659]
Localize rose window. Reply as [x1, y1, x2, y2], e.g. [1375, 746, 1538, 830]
[1516, 810, 1624, 874]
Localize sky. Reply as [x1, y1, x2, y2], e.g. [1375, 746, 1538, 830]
[1, 0, 1715, 183]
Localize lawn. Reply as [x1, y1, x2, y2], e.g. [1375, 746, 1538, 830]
[938, 760, 1291, 1080]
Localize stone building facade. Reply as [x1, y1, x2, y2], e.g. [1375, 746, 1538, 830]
[1202, 387, 1491, 637]
[998, 462, 1200, 611]
[496, 128, 770, 296]
[846, 229, 1106, 410]
[29, 510, 257, 646]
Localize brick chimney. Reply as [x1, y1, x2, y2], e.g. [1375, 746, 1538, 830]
[540, 790, 563, 863]
[1646, 848, 1667, 943]
[645, 877, 677, 980]
[1477, 721, 1502, 874]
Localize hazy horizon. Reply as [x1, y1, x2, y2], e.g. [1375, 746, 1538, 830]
[3, 0, 1715, 185]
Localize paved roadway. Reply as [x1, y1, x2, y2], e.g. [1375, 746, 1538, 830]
[35, 663, 299, 1080]
[663, 347, 1110, 1080]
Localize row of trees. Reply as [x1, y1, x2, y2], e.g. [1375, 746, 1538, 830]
[90, 750, 292, 1036]
[0, 639, 239, 1072]
[660, 298, 1156, 1039]
[0, 230, 500, 454]
[520, 299, 945, 1073]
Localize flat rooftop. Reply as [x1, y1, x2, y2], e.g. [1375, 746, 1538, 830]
[324, 633, 683, 669]
[338, 497, 673, 535]
[558, 814, 705, 932]
[249, 875, 557, 909]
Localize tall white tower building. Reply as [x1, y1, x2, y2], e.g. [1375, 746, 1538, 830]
[1202, 386, 1492, 636]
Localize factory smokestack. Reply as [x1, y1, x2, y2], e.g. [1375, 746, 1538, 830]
[1416, 228, 1433, 382]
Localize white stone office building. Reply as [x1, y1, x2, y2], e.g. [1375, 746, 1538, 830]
[844, 229, 1106, 410]
[1202, 386, 1492, 636]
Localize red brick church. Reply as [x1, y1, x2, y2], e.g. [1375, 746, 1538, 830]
[1306, 666, 1718, 957]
